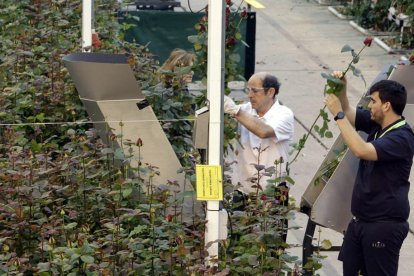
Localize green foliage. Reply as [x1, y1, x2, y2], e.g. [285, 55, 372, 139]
[0, 0, 158, 144]
[314, 108, 332, 138]
[0, 1, 201, 274]
[352, 0, 390, 30]
[341, 0, 414, 48]
[0, 1, 311, 275]
[313, 145, 347, 186]
[221, 190, 301, 275]
[0, 123, 210, 274]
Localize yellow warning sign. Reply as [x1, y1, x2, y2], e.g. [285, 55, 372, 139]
[245, 0, 265, 9]
[196, 165, 223, 201]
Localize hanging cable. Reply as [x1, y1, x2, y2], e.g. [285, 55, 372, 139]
[187, 0, 207, 13]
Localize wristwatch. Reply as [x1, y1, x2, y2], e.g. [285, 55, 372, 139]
[334, 111, 345, 121]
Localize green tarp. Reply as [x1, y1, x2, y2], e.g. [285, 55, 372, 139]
[119, 10, 256, 79]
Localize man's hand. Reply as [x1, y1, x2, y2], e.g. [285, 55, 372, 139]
[224, 95, 241, 115]
[332, 70, 344, 79]
[332, 70, 347, 98]
[324, 93, 343, 116]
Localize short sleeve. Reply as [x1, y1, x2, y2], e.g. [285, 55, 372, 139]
[266, 106, 294, 143]
[371, 127, 414, 161]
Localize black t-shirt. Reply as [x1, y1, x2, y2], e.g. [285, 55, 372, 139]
[352, 108, 414, 221]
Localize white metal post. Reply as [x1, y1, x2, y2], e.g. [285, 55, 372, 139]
[82, 0, 93, 52]
[205, 0, 225, 265]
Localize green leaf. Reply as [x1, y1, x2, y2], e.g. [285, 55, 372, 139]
[321, 72, 331, 79]
[114, 148, 125, 160]
[122, 187, 132, 198]
[103, 222, 116, 230]
[187, 35, 200, 44]
[284, 175, 295, 185]
[341, 44, 353, 52]
[386, 65, 395, 76]
[18, 50, 34, 57]
[235, 32, 242, 40]
[194, 43, 202, 51]
[321, 239, 332, 250]
[58, 19, 69, 27]
[69, 253, 80, 264]
[80, 255, 94, 264]
[360, 73, 366, 87]
[80, 243, 94, 255]
[129, 225, 148, 237]
[247, 254, 258, 266]
[350, 65, 361, 77]
[131, 16, 140, 22]
[101, 148, 114, 155]
[16, 136, 29, 146]
[253, 164, 265, 171]
[229, 53, 241, 63]
[37, 262, 51, 273]
[175, 190, 196, 200]
[30, 139, 42, 153]
[64, 222, 78, 230]
[35, 113, 45, 122]
[240, 40, 250, 48]
[325, 131, 333, 138]
[328, 77, 343, 85]
[303, 261, 315, 269]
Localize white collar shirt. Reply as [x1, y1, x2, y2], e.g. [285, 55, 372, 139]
[229, 100, 294, 195]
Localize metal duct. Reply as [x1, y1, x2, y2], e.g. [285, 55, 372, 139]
[63, 53, 196, 220]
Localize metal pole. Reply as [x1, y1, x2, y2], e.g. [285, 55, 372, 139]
[205, 0, 225, 266]
[82, 0, 93, 52]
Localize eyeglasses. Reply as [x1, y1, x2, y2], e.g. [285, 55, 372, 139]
[244, 87, 267, 93]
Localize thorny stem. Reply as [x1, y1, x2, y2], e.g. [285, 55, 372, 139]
[82, 156, 87, 223]
[290, 105, 327, 164]
[343, 45, 367, 77]
[260, 250, 265, 275]
[254, 146, 267, 199]
[290, 44, 367, 165]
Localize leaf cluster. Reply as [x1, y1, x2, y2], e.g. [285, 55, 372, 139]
[220, 191, 301, 275]
[0, 1, 318, 275]
[341, 0, 414, 48]
[0, 125, 210, 275]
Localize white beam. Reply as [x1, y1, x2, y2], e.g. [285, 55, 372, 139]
[82, 0, 93, 52]
[205, 0, 225, 266]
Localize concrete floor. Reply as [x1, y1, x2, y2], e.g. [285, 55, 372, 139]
[181, 0, 413, 274]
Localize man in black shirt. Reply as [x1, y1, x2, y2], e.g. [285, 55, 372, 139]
[324, 74, 414, 276]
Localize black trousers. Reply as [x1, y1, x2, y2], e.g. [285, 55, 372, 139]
[339, 218, 409, 276]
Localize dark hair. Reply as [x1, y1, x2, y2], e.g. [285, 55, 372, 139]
[262, 74, 281, 99]
[369, 79, 407, 115]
